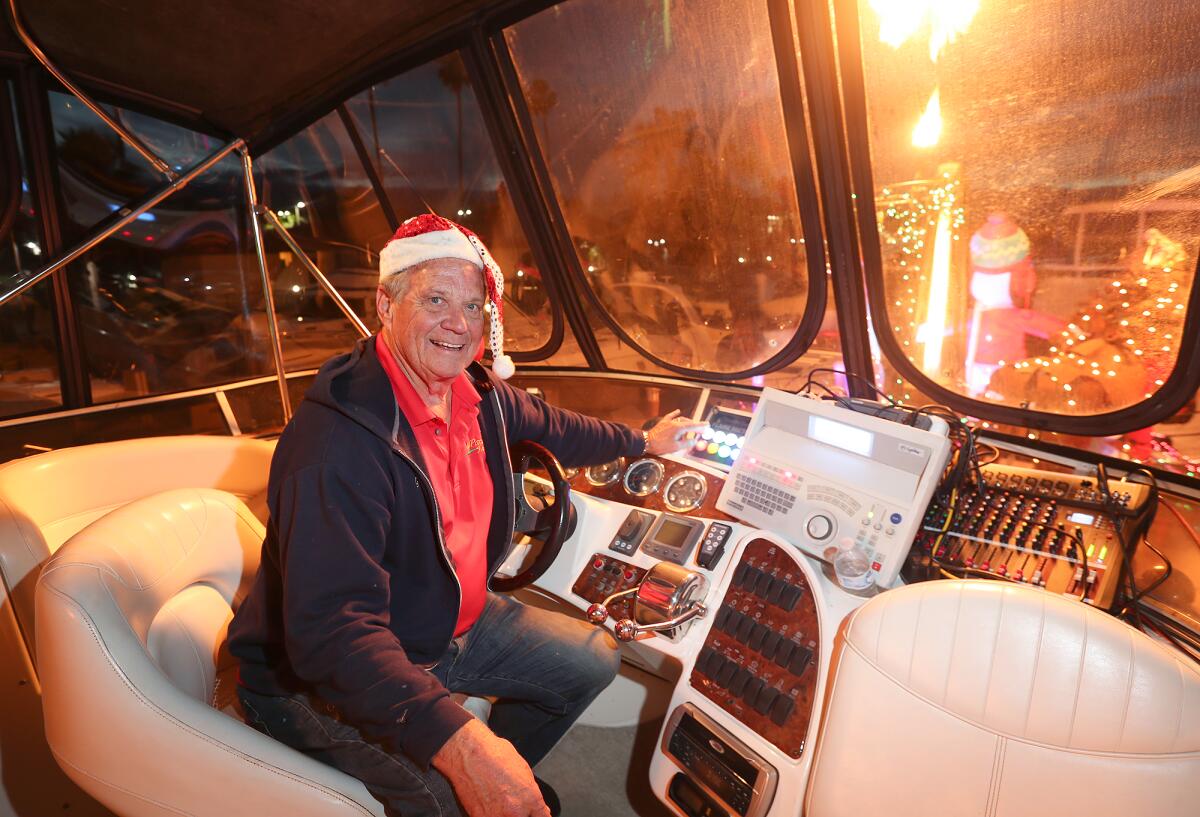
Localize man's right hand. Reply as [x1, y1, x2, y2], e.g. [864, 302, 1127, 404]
[431, 718, 551, 817]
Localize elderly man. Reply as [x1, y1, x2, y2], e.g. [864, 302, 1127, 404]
[228, 214, 700, 817]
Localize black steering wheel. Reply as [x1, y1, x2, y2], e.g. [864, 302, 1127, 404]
[491, 440, 577, 592]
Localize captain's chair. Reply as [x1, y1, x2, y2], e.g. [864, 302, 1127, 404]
[35, 487, 386, 816]
[805, 579, 1200, 817]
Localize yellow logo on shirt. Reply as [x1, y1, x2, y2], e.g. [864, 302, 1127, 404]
[465, 437, 485, 456]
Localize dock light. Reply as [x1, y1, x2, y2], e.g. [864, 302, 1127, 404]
[296, 201, 305, 208]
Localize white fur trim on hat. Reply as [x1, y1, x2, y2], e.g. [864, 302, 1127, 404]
[379, 223, 482, 281]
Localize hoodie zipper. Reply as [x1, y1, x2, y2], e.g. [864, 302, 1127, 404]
[486, 385, 519, 589]
[389, 414, 462, 643]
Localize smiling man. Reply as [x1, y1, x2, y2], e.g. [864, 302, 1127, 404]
[228, 214, 701, 817]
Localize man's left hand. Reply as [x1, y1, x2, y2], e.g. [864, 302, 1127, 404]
[643, 409, 707, 456]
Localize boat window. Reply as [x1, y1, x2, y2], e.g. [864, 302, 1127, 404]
[342, 54, 556, 354]
[505, 0, 814, 375]
[49, 92, 276, 403]
[1, 80, 62, 418]
[856, 0, 1199, 417]
[256, 110, 390, 368]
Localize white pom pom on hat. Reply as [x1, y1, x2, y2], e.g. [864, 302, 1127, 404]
[379, 213, 514, 379]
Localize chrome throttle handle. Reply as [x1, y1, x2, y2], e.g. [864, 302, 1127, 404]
[588, 561, 707, 642]
[613, 601, 707, 642]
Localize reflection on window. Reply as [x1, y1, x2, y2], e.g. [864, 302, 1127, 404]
[859, 0, 1197, 416]
[1, 82, 62, 418]
[257, 111, 388, 369]
[344, 54, 553, 352]
[50, 92, 272, 401]
[506, 0, 811, 374]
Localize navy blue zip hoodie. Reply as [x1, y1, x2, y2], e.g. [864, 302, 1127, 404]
[227, 336, 644, 768]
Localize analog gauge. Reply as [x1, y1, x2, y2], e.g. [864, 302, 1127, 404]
[663, 471, 708, 513]
[562, 467, 580, 481]
[623, 458, 665, 497]
[585, 458, 624, 487]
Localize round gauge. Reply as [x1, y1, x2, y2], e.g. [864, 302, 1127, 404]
[562, 467, 580, 481]
[622, 458, 665, 497]
[585, 458, 624, 486]
[663, 471, 709, 513]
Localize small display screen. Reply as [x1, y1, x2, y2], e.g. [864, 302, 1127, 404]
[809, 415, 874, 457]
[655, 518, 693, 549]
[1067, 511, 1096, 526]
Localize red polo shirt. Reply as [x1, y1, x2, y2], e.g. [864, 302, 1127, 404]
[377, 340, 493, 636]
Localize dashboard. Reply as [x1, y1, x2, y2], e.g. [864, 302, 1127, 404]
[508, 443, 867, 817]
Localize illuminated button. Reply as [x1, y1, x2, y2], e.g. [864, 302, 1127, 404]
[707, 443, 719, 455]
[702, 428, 714, 440]
[694, 439, 707, 451]
[718, 445, 731, 459]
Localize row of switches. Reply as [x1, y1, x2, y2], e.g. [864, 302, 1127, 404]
[696, 647, 797, 726]
[731, 563, 804, 611]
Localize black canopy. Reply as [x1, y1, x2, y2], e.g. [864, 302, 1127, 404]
[0, 0, 499, 147]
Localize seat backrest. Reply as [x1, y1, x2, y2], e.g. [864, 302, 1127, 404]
[0, 435, 274, 663]
[805, 579, 1200, 817]
[36, 487, 384, 817]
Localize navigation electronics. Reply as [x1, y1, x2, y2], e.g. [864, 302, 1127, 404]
[716, 389, 952, 588]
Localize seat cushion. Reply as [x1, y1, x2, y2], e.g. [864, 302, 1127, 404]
[805, 580, 1200, 817]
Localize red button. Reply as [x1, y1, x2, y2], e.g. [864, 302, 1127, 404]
[593, 559, 604, 570]
[871, 561, 882, 571]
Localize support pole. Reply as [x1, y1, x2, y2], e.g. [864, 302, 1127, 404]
[0, 139, 244, 309]
[257, 206, 371, 339]
[241, 149, 293, 423]
[7, 0, 176, 179]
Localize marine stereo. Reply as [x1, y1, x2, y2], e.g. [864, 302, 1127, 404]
[716, 389, 951, 588]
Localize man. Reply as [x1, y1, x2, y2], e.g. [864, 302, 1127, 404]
[227, 214, 700, 817]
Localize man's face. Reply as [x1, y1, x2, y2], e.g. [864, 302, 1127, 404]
[376, 257, 487, 388]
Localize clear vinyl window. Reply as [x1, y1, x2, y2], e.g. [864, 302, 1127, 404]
[505, 0, 816, 376]
[857, 0, 1198, 416]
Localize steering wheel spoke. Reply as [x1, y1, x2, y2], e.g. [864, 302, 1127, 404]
[494, 440, 575, 591]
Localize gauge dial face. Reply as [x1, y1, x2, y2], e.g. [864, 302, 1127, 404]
[585, 459, 624, 486]
[623, 458, 665, 496]
[562, 467, 580, 481]
[664, 471, 708, 513]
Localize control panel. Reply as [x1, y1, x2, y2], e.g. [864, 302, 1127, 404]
[572, 554, 647, 622]
[918, 469, 1139, 608]
[609, 508, 655, 556]
[717, 389, 951, 588]
[690, 538, 820, 759]
[977, 463, 1151, 516]
[688, 406, 752, 470]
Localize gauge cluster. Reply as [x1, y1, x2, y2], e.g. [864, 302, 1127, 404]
[571, 456, 730, 520]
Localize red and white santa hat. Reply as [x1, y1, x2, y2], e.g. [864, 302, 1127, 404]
[379, 213, 513, 379]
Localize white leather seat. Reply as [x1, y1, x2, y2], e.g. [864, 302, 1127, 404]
[0, 434, 274, 663]
[805, 579, 1200, 817]
[36, 487, 386, 817]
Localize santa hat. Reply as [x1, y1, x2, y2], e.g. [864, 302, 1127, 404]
[379, 213, 514, 379]
[969, 212, 1036, 309]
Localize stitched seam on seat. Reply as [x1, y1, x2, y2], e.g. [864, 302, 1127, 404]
[164, 604, 210, 701]
[982, 589, 1007, 718]
[49, 749, 191, 815]
[1066, 608, 1090, 746]
[985, 736, 1005, 817]
[0, 494, 44, 563]
[840, 638, 1200, 758]
[941, 583, 965, 704]
[41, 583, 377, 815]
[1118, 625, 1135, 751]
[1021, 593, 1047, 737]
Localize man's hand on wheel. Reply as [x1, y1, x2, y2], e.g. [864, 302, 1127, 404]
[432, 718, 551, 817]
[644, 409, 707, 456]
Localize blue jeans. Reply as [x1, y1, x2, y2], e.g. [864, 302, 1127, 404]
[238, 593, 620, 816]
